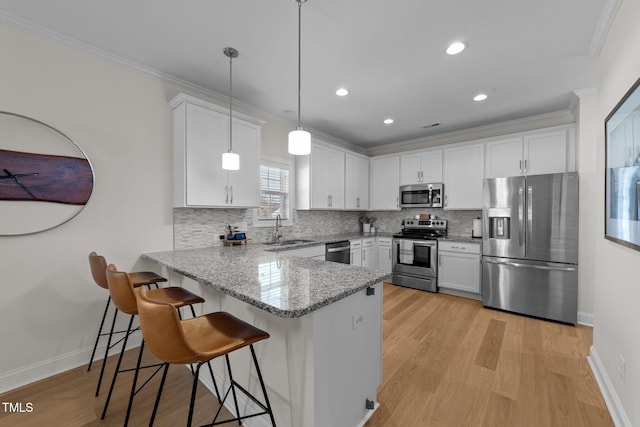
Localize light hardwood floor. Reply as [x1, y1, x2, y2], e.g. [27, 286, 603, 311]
[0, 283, 612, 427]
[365, 283, 613, 427]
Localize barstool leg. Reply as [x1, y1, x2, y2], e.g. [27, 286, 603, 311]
[96, 306, 119, 397]
[250, 345, 276, 426]
[88, 296, 111, 371]
[187, 362, 203, 427]
[206, 361, 221, 401]
[225, 354, 242, 425]
[123, 340, 145, 427]
[149, 363, 169, 427]
[101, 315, 135, 420]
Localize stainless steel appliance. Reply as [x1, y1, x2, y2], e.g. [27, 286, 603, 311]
[391, 219, 447, 292]
[482, 172, 579, 324]
[325, 240, 350, 264]
[399, 183, 444, 208]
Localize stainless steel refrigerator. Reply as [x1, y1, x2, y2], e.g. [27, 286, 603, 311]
[482, 172, 578, 324]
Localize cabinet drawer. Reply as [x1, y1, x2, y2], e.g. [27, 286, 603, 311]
[438, 241, 480, 254]
[362, 238, 375, 248]
[377, 237, 392, 247]
[350, 239, 362, 249]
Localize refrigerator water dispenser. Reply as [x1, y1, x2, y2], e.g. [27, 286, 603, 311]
[489, 217, 510, 239]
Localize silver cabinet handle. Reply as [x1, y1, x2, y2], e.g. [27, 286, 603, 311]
[519, 160, 522, 175]
[230, 185, 233, 204]
[363, 249, 366, 261]
[524, 159, 528, 174]
[225, 185, 229, 204]
[396, 196, 399, 208]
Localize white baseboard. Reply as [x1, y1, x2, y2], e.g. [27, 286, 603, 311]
[587, 346, 632, 427]
[577, 311, 594, 326]
[0, 334, 142, 395]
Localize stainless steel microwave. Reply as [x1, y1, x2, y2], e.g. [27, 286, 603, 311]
[399, 183, 444, 208]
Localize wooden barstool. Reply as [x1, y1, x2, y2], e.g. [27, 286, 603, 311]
[102, 264, 208, 427]
[88, 251, 168, 397]
[136, 286, 276, 427]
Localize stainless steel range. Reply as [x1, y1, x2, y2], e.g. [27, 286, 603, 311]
[391, 219, 447, 292]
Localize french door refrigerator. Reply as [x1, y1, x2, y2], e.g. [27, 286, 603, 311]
[482, 172, 578, 324]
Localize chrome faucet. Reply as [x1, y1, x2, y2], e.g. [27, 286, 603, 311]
[274, 214, 283, 242]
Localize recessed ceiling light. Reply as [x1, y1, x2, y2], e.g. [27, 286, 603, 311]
[336, 88, 349, 97]
[383, 118, 394, 125]
[446, 41, 466, 55]
[473, 93, 488, 102]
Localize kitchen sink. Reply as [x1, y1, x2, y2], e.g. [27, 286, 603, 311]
[263, 239, 316, 246]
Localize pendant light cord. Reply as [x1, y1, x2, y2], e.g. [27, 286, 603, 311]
[229, 51, 233, 152]
[297, 0, 303, 129]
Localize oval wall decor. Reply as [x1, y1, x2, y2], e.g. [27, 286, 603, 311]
[0, 111, 94, 236]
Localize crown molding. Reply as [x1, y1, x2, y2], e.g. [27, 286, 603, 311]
[366, 110, 575, 156]
[588, 0, 623, 57]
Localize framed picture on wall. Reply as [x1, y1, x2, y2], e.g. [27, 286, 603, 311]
[0, 111, 94, 236]
[605, 75, 640, 250]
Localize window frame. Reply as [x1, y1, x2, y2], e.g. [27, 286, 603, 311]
[253, 155, 294, 227]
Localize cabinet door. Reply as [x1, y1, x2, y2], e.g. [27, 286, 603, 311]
[227, 119, 260, 207]
[420, 151, 443, 183]
[377, 246, 392, 273]
[438, 250, 481, 294]
[524, 130, 568, 176]
[370, 156, 400, 210]
[311, 144, 345, 209]
[362, 247, 377, 269]
[346, 154, 370, 210]
[400, 153, 422, 185]
[443, 144, 484, 209]
[184, 103, 228, 206]
[350, 239, 362, 266]
[484, 137, 523, 179]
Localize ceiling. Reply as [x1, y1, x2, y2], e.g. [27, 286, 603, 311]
[0, 0, 607, 151]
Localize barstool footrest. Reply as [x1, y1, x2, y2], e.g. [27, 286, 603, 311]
[208, 379, 271, 426]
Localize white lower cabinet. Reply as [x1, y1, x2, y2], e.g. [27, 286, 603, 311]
[362, 238, 377, 269]
[350, 239, 362, 266]
[438, 241, 481, 297]
[377, 237, 392, 273]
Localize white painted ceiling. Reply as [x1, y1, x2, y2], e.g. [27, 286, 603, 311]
[0, 0, 606, 150]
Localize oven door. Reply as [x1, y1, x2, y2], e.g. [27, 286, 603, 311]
[392, 238, 437, 278]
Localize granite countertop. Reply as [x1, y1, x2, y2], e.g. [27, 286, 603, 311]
[143, 244, 391, 318]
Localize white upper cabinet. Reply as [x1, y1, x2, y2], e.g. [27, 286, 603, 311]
[400, 150, 442, 185]
[370, 156, 400, 210]
[484, 126, 575, 178]
[296, 142, 345, 210]
[171, 94, 262, 208]
[443, 143, 484, 210]
[345, 153, 370, 210]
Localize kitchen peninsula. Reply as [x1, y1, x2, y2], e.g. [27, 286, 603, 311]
[142, 243, 390, 427]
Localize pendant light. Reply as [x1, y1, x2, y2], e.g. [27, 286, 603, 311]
[222, 47, 240, 170]
[288, 0, 311, 155]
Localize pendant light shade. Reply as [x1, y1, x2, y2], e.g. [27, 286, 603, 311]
[222, 47, 240, 170]
[222, 151, 240, 170]
[288, 128, 311, 155]
[288, 0, 311, 156]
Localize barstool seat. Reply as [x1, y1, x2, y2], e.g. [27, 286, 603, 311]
[87, 251, 168, 397]
[136, 287, 276, 427]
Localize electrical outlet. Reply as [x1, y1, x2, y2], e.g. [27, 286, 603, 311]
[618, 355, 626, 383]
[353, 311, 365, 329]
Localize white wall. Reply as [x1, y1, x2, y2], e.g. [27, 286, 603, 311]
[0, 21, 299, 392]
[589, 0, 640, 425]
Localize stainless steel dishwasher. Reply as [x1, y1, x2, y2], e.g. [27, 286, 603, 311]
[325, 240, 351, 264]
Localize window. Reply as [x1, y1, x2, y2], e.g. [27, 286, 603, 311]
[254, 157, 293, 226]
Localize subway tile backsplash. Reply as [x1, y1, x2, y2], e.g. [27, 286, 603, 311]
[174, 207, 482, 250]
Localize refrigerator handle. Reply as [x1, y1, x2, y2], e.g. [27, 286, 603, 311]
[518, 186, 524, 247]
[483, 258, 576, 272]
[527, 186, 533, 251]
